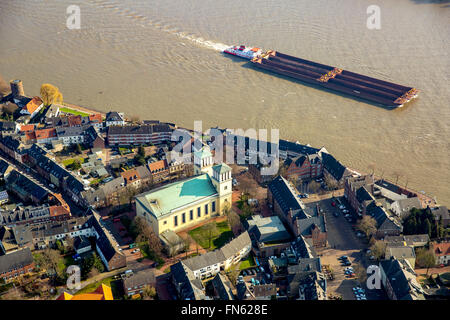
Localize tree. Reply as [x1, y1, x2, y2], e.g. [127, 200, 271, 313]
[204, 222, 219, 249]
[75, 143, 82, 154]
[227, 267, 240, 285]
[183, 235, 193, 258]
[415, 248, 436, 275]
[226, 209, 242, 235]
[308, 180, 321, 194]
[37, 249, 64, 281]
[138, 146, 146, 157]
[142, 285, 156, 300]
[92, 252, 105, 273]
[324, 175, 338, 191]
[369, 240, 387, 261]
[354, 263, 367, 284]
[71, 159, 81, 171]
[357, 216, 377, 239]
[40, 83, 63, 107]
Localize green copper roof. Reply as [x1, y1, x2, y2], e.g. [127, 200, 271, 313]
[194, 148, 212, 159]
[212, 163, 231, 174]
[136, 174, 218, 219]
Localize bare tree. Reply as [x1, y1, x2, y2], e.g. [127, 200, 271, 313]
[308, 180, 321, 194]
[204, 222, 219, 249]
[357, 216, 377, 239]
[369, 240, 387, 261]
[416, 248, 436, 275]
[142, 285, 157, 300]
[227, 268, 240, 285]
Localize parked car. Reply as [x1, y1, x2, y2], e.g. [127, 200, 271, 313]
[342, 209, 349, 214]
[331, 202, 336, 207]
[338, 255, 348, 260]
[333, 212, 339, 217]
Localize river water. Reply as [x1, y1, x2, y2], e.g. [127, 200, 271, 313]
[0, 0, 449, 203]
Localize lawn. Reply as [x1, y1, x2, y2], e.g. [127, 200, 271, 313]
[75, 276, 115, 295]
[188, 220, 234, 251]
[59, 107, 90, 117]
[62, 157, 85, 167]
[239, 254, 256, 270]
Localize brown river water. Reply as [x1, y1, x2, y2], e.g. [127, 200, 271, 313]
[0, 0, 449, 204]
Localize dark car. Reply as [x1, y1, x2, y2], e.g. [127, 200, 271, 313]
[333, 212, 339, 217]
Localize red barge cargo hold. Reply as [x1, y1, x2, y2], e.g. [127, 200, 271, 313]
[224, 45, 419, 108]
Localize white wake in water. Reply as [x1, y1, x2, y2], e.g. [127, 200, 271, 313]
[89, 0, 230, 52]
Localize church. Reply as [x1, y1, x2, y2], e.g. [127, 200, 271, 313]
[135, 148, 232, 235]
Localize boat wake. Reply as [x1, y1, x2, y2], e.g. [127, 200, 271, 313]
[88, 0, 230, 52]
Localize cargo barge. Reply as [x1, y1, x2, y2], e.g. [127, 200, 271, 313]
[224, 46, 419, 108]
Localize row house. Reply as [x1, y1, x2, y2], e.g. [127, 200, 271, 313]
[344, 175, 375, 215]
[35, 128, 57, 144]
[285, 153, 322, 181]
[0, 248, 35, 282]
[173, 232, 251, 280]
[0, 135, 28, 163]
[0, 204, 70, 227]
[321, 152, 353, 187]
[147, 159, 169, 182]
[5, 170, 48, 204]
[56, 126, 86, 146]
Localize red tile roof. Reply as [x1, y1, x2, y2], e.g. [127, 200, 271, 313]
[89, 113, 102, 123]
[25, 131, 36, 141]
[20, 124, 35, 132]
[35, 128, 56, 140]
[121, 168, 140, 182]
[433, 242, 450, 257]
[24, 96, 43, 114]
[148, 160, 168, 173]
[49, 205, 71, 217]
[68, 115, 82, 126]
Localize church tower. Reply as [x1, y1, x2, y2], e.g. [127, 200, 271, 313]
[211, 163, 233, 216]
[193, 147, 214, 177]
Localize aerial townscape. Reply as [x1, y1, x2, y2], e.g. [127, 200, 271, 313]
[0, 79, 448, 302]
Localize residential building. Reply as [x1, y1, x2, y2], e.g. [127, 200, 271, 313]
[433, 242, 450, 265]
[295, 214, 327, 248]
[321, 152, 352, 186]
[0, 135, 27, 163]
[107, 124, 172, 146]
[105, 111, 125, 127]
[379, 258, 425, 300]
[123, 269, 156, 297]
[287, 270, 327, 300]
[147, 159, 169, 182]
[389, 197, 422, 219]
[366, 201, 402, 239]
[384, 234, 429, 248]
[428, 206, 450, 228]
[344, 175, 375, 215]
[0, 248, 34, 282]
[385, 246, 416, 269]
[5, 170, 48, 204]
[211, 272, 235, 300]
[56, 126, 86, 146]
[0, 204, 70, 227]
[121, 168, 142, 188]
[43, 104, 60, 119]
[35, 128, 57, 144]
[171, 260, 206, 300]
[284, 153, 322, 181]
[20, 96, 43, 118]
[248, 161, 275, 185]
[252, 284, 277, 300]
[136, 149, 232, 235]
[177, 232, 251, 279]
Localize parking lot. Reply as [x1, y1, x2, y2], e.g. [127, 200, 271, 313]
[312, 197, 386, 300]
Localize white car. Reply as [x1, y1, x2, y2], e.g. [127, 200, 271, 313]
[339, 205, 346, 210]
[342, 209, 349, 214]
